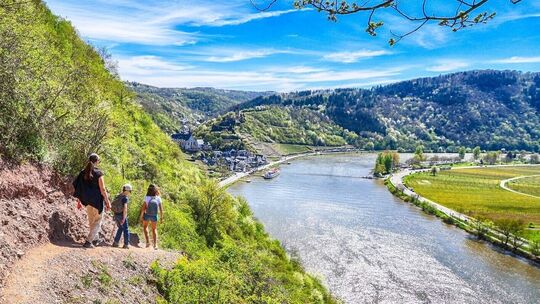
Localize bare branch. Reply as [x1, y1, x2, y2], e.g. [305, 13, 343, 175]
[253, 0, 523, 45]
[250, 0, 278, 11]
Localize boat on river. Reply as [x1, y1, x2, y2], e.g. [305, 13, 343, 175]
[263, 168, 280, 179]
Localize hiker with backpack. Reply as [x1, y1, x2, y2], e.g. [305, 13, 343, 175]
[111, 184, 132, 249]
[72, 153, 111, 248]
[139, 184, 163, 250]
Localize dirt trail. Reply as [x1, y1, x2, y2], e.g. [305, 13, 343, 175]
[1, 242, 181, 304]
[0, 158, 184, 303]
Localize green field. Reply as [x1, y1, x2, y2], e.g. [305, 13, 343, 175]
[274, 143, 313, 155]
[405, 166, 540, 241]
[507, 176, 540, 197]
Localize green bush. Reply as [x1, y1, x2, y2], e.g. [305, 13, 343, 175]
[530, 241, 540, 257]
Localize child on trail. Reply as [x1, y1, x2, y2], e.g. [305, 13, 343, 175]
[111, 184, 132, 249]
[139, 184, 163, 250]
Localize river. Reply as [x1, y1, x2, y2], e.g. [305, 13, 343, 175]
[227, 154, 540, 304]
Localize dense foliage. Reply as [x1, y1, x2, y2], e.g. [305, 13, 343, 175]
[373, 151, 399, 176]
[0, 2, 335, 303]
[128, 82, 273, 133]
[231, 71, 540, 152]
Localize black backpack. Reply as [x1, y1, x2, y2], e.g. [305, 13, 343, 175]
[72, 172, 86, 205]
[111, 194, 126, 214]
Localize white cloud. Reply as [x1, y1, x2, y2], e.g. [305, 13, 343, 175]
[68, 12, 196, 46]
[198, 9, 300, 27]
[45, 0, 302, 45]
[323, 50, 392, 63]
[116, 55, 404, 91]
[498, 13, 540, 23]
[491, 56, 540, 64]
[205, 50, 292, 63]
[266, 66, 327, 74]
[117, 56, 192, 76]
[426, 60, 469, 72]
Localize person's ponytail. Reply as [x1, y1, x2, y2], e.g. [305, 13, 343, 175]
[83, 161, 94, 181]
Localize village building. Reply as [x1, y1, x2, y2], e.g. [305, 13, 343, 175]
[172, 133, 208, 152]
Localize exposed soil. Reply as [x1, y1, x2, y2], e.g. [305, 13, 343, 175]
[0, 158, 117, 287]
[1, 243, 180, 304]
[0, 158, 179, 303]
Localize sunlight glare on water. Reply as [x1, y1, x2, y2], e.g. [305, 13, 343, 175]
[228, 154, 540, 304]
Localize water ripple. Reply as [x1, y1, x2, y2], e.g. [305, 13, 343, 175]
[229, 154, 540, 303]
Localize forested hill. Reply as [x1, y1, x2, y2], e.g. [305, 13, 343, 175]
[128, 82, 273, 133]
[231, 70, 540, 152]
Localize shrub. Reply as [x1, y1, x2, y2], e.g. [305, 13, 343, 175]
[530, 241, 540, 257]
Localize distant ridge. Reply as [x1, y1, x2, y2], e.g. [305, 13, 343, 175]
[219, 70, 540, 152]
[127, 82, 274, 133]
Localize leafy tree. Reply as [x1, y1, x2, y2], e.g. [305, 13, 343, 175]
[495, 219, 525, 248]
[472, 216, 492, 240]
[414, 145, 425, 161]
[483, 151, 500, 165]
[508, 220, 526, 252]
[373, 151, 398, 176]
[505, 151, 515, 163]
[383, 155, 393, 173]
[430, 166, 439, 176]
[365, 141, 375, 151]
[186, 180, 235, 246]
[473, 146, 481, 160]
[458, 147, 466, 160]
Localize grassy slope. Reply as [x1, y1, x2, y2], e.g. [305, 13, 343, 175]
[241, 107, 352, 146]
[197, 106, 356, 154]
[275, 144, 314, 155]
[0, 2, 335, 303]
[405, 166, 540, 241]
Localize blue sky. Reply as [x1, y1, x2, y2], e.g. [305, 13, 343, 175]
[45, 0, 540, 92]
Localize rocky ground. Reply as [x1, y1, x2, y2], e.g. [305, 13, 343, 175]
[0, 158, 180, 303]
[1, 243, 181, 304]
[0, 158, 114, 286]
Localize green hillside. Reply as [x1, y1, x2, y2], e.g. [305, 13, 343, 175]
[233, 71, 540, 152]
[195, 106, 357, 153]
[128, 82, 273, 133]
[0, 2, 334, 303]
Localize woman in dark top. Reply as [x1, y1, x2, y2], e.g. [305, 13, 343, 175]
[74, 153, 111, 248]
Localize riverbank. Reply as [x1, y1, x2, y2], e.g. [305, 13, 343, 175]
[387, 166, 540, 263]
[218, 149, 362, 187]
[218, 152, 315, 187]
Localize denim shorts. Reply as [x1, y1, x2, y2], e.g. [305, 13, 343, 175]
[143, 213, 158, 222]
